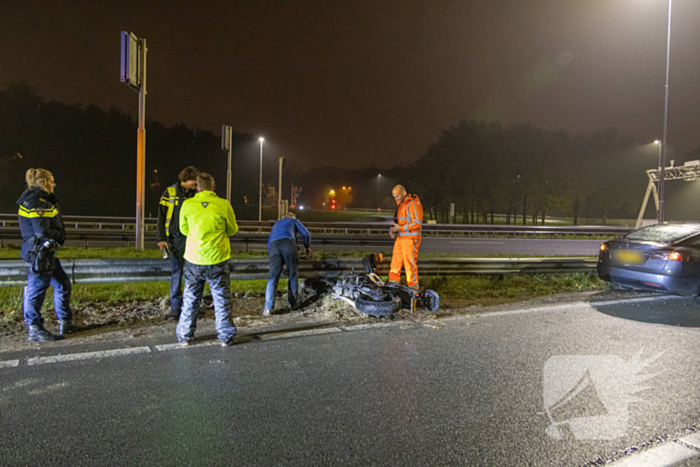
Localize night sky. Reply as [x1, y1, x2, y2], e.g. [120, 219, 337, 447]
[3, 0, 700, 169]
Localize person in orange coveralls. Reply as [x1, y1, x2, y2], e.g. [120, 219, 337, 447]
[388, 185, 423, 292]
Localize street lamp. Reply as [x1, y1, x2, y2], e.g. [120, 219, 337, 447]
[658, 0, 673, 223]
[258, 137, 264, 223]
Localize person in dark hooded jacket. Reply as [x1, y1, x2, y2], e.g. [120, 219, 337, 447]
[17, 168, 77, 341]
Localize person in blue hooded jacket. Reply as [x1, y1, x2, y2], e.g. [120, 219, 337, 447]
[264, 213, 311, 316]
[17, 168, 76, 341]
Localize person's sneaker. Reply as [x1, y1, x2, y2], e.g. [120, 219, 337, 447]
[27, 324, 58, 342]
[167, 310, 181, 321]
[263, 309, 271, 316]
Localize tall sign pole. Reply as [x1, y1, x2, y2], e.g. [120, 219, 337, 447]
[121, 31, 147, 250]
[221, 125, 233, 203]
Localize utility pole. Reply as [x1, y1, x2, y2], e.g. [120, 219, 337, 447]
[659, 0, 673, 223]
[258, 137, 264, 222]
[277, 156, 284, 220]
[221, 125, 233, 203]
[121, 32, 147, 250]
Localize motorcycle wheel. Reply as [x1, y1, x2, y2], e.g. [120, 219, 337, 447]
[354, 295, 402, 317]
[421, 289, 440, 312]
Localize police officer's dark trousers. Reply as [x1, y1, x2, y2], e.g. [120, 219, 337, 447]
[23, 258, 72, 326]
[168, 238, 186, 313]
[265, 238, 299, 310]
[176, 260, 236, 345]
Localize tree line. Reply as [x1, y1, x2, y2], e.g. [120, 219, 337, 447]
[2, 83, 695, 224]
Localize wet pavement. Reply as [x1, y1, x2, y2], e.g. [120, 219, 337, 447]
[0, 295, 699, 466]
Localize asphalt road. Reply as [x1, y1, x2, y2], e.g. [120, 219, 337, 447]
[1, 296, 699, 466]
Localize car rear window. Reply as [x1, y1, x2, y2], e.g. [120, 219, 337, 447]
[625, 224, 700, 243]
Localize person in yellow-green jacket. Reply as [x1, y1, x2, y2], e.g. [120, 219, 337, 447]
[176, 172, 239, 346]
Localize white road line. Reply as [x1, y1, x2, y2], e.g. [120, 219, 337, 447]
[155, 341, 222, 351]
[27, 347, 151, 366]
[475, 295, 682, 320]
[680, 433, 700, 450]
[260, 327, 342, 340]
[343, 323, 398, 331]
[591, 295, 683, 307]
[611, 442, 699, 466]
[0, 360, 20, 369]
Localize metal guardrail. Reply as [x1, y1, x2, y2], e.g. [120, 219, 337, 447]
[0, 257, 597, 287]
[0, 213, 631, 238]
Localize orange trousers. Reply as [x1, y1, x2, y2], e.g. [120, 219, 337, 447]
[388, 236, 421, 289]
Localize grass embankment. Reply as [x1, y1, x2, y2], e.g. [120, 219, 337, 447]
[0, 273, 606, 329]
[0, 245, 605, 331]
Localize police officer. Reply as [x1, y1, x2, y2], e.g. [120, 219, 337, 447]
[176, 172, 239, 346]
[157, 166, 199, 321]
[17, 168, 77, 341]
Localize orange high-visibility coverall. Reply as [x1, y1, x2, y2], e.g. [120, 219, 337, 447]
[389, 194, 423, 290]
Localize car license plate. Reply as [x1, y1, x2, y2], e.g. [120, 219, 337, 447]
[613, 250, 644, 265]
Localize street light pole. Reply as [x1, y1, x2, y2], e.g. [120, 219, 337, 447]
[654, 140, 661, 170]
[258, 137, 264, 222]
[377, 174, 381, 209]
[659, 0, 673, 223]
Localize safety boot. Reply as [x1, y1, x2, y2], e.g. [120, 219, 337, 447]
[167, 309, 181, 322]
[27, 324, 58, 342]
[59, 319, 80, 336]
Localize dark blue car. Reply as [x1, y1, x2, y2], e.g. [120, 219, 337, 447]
[597, 223, 700, 302]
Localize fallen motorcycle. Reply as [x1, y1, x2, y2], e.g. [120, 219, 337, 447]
[301, 254, 439, 317]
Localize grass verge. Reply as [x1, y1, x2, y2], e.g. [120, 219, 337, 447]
[0, 273, 605, 331]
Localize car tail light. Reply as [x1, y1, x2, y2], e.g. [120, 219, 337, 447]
[668, 252, 683, 261]
[651, 250, 685, 261]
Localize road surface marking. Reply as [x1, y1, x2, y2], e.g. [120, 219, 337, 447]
[592, 295, 683, 307]
[27, 347, 151, 366]
[0, 360, 20, 369]
[343, 323, 398, 331]
[611, 442, 699, 466]
[443, 295, 682, 322]
[155, 341, 222, 351]
[260, 327, 342, 340]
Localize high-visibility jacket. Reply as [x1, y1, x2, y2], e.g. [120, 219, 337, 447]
[179, 191, 239, 265]
[16, 188, 66, 263]
[156, 182, 196, 243]
[393, 194, 423, 238]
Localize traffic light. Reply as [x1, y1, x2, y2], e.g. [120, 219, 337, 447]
[279, 156, 287, 169]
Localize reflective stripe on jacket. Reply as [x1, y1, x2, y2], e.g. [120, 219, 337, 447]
[157, 183, 195, 242]
[179, 191, 239, 265]
[395, 194, 423, 238]
[164, 186, 177, 237]
[16, 188, 66, 263]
